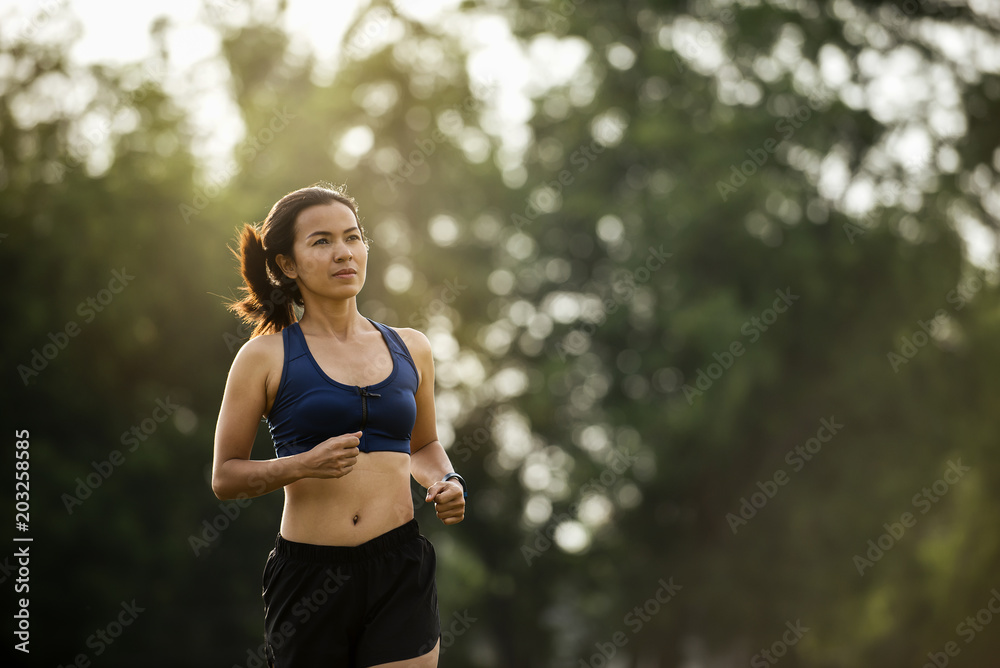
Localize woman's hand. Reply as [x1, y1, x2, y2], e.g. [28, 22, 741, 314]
[425, 480, 466, 525]
[298, 431, 362, 479]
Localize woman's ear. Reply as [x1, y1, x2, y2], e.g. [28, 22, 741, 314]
[275, 253, 298, 280]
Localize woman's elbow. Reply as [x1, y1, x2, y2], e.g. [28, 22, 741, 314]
[211, 479, 228, 500]
[211, 465, 235, 500]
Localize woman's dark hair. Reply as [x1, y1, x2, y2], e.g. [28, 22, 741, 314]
[228, 182, 363, 337]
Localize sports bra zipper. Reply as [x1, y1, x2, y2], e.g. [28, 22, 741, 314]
[358, 386, 381, 428]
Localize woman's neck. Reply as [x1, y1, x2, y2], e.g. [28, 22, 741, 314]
[297, 298, 366, 339]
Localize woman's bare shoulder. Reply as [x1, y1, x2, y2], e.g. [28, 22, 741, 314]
[392, 327, 431, 358]
[232, 330, 285, 368]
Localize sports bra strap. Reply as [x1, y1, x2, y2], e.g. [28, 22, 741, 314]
[368, 319, 415, 366]
[283, 322, 309, 359]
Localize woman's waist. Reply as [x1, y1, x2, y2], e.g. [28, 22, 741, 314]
[280, 459, 415, 546]
[273, 519, 421, 562]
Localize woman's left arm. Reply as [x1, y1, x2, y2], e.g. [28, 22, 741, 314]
[401, 328, 466, 526]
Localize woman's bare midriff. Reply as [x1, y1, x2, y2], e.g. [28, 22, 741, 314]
[279, 451, 414, 546]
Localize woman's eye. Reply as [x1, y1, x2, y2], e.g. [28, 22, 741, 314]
[348, 235, 361, 241]
[313, 238, 329, 245]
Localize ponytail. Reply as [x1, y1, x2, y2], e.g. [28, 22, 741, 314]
[227, 223, 298, 338]
[226, 183, 361, 338]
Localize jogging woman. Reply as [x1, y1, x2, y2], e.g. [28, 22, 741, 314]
[212, 183, 466, 667]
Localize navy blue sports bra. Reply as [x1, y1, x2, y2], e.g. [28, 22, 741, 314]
[265, 319, 419, 457]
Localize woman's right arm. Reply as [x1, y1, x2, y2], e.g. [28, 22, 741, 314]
[212, 336, 305, 500]
[212, 335, 363, 500]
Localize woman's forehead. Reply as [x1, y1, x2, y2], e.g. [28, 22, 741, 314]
[295, 201, 358, 234]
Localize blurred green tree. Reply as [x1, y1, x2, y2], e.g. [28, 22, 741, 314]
[2, 0, 999, 666]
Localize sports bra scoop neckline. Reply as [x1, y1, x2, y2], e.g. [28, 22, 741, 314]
[292, 318, 399, 391]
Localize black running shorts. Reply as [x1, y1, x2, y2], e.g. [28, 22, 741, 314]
[261, 520, 440, 667]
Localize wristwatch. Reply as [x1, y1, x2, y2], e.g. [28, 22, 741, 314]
[442, 472, 468, 498]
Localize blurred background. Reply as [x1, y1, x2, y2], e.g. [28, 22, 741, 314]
[2, 0, 1000, 666]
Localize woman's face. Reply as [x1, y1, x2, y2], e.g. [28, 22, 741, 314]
[277, 201, 368, 302]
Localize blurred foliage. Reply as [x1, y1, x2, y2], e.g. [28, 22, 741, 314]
[2, 0, 1000, 666]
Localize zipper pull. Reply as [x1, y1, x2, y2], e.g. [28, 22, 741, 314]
[358, 386, 381, 430]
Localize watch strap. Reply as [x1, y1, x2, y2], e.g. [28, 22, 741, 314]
[442, 472, 468, 498]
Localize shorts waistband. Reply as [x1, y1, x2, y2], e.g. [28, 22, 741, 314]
[273, 519, 420, 563]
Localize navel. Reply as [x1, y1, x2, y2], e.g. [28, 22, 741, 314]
[352, 514, 359, 525]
